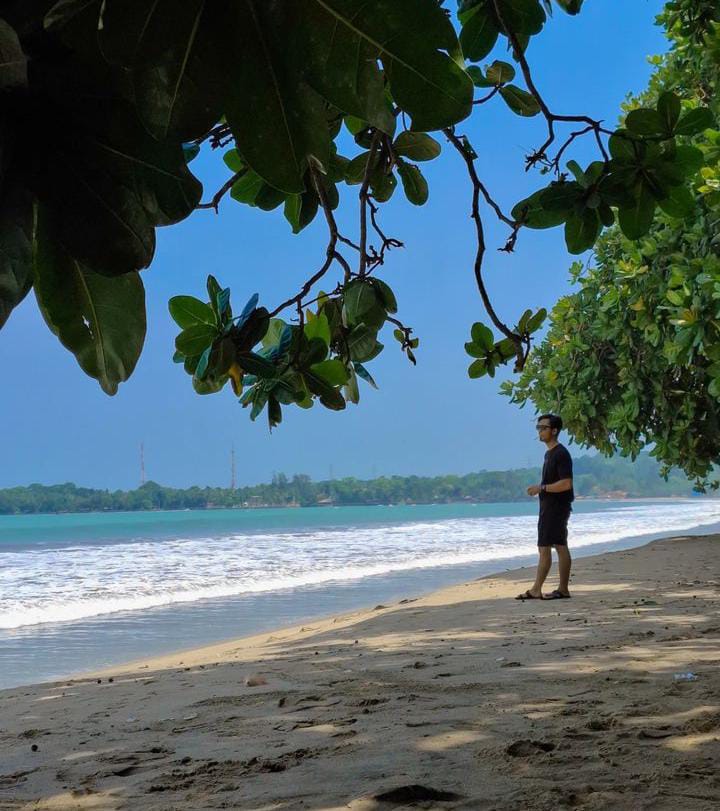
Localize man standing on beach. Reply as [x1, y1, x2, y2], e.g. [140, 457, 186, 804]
[517, 414, 574, 601]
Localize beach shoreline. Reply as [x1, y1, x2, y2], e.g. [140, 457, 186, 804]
[1, 532, 719, 810]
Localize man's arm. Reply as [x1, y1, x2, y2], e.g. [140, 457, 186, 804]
[527, 478, 573, 496]
[543, 478, 573, 493]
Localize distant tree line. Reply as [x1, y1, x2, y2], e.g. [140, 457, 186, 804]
[0, 455, 702, 516]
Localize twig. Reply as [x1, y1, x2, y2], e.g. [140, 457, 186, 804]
[473, 86, 501, 105]
[446, 129, 525, 370]
[197, 170, 245, 212]
[359, 132, 382, 277]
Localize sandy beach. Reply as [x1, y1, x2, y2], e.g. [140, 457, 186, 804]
[1, 533, 719, 810]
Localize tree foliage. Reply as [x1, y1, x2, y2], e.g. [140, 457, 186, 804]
[506, 0, 720, 484]
[0, 1, 715, 435]
[0, 454, 697, 515]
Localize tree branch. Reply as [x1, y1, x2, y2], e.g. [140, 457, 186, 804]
[446, 128, 525, 370]
[197, 170, 245, 212]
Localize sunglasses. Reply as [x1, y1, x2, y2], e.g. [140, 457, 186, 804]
[535, 424, 552, 431]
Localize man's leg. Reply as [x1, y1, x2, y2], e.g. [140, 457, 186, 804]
[529, 546, 552, 597]
[556, 545, 572, 596]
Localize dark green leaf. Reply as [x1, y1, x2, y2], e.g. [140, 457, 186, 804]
[657, 184, 695, 218]
[564, 209, 601, 254]
[284, 190, 319, 233]
[626, 108, 664, 136]
[540, 181, 582, 213]
[499, 85, 541, 117]
[33, 207, 146, 395]
[223, 2, 330, 194]
[347, 323, 379, 361]
[674, 107, 714, 137]
[393, 132, 442, 162]
[268, 396, 282, 428]
[673, 145, 704, 176]
[373, 279, 398, 314]
[306, 0, 473, 133]
[471, 321, 495, 350]
[466, 65, 495, 88]
[237, 351, 277, 379]
[618, 185, 656, 240]
[511, 189, 568, 229]
[486, 60, 515, 84]
[230, 171, 266, 205]
[460, 4, 499, 61]
[353, 361, 378, 388]
[657, 92, 681, 135]
[345, 152, 371, 185]
[554, 0, 583, 12]
[0, 179, 33, 329]
[0, 17, 27, 91]
[370, 169, 397, 202]
[468, 358, 487, 378]
[343, 281, 385, 328]
[99, 0, 229, 140]
[175, 324, 217, 356]
[397, 160, 429, 205]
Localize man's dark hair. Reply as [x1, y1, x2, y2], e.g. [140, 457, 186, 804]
[539, 414, 563, 435]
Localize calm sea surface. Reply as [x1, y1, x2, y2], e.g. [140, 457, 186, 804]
[2, 499, 719, 689]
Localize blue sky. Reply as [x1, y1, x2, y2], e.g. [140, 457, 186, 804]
[0, 2, 668, 490]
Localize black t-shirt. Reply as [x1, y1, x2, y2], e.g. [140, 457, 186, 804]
[540, 443, 574, 512]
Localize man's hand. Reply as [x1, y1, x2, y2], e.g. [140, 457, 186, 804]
[527, 484, 541, 496]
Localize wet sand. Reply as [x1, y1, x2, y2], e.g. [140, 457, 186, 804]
[1, 533, 719, 810]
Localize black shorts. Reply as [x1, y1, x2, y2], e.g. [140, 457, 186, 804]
[538, 507, 571, 547]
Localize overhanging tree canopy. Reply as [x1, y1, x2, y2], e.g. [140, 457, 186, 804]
[507, 0, 720, 485]
[0, 1, 715, 438]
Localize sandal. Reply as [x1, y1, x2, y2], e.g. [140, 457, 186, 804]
[515, 590, 542, 600]
[545, 589, 571, 599]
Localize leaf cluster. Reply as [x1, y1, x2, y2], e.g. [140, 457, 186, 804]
[170, 274, 411, 428]
[506, 5, 720, 486]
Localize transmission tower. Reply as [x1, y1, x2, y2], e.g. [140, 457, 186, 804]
[140, 442, 146, 486]
[230, 444, 236, 490]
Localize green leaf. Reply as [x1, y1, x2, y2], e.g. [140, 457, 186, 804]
[0, 18, 27, 91]
[464, 341, 486, 359]
[0, 179, 33, 329]
[370, 169, 397, 203]
[500, 0, 547, 35]
[674, 107, 714, 137]
[33, 206, 146, 395]
[626, 108, 664, 136]
[343, 281, 385, 328]
[658, 185, 695, 219]
[540, 181, 583, 213]
[486, 60, 515, 84]
[618, 185, 656, 240]
[499, 85, 541, 117]
[397, 160, 429, 205]
[230, 171, 266, 205]
[310, 359, 350, 386]
[526, 308, 547, 332]
[460, 5, 499, 62]
[372, 279, 398, 314]
[673, 145, 704, 176]
[344, 368, 360, 404]
[393, 132, 442, 162]
[564, 209, 601, 254]
[608, 131, 640, 163]
[511, 189, 568, 229]
[223, 150, 245, 173]
[471, 321, 495, 351]
[222, 2, 330, 194]
[237, 351, 277, 379]
[304, 311, 331, 346]
[347, 323, 379, 362]
[345, 152, 372, 185]
[175, 324, 217, 356]
[168, 296, 216, 329]
[466, 65, 495, 88]
[353, 361, 378, 388]
[468, 358, 488, 379]
[99, 0, 229, 140]
[657, 92, 681, 135]
[284, 190, 319, 233]
[304, 0, 473, 133]
[554, 0, 583, 12]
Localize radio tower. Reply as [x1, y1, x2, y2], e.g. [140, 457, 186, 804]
[140, 442, 146, 486]
[230, 444, 236, 490]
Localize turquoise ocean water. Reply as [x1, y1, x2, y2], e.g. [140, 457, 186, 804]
[1, 499, 719, 689]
